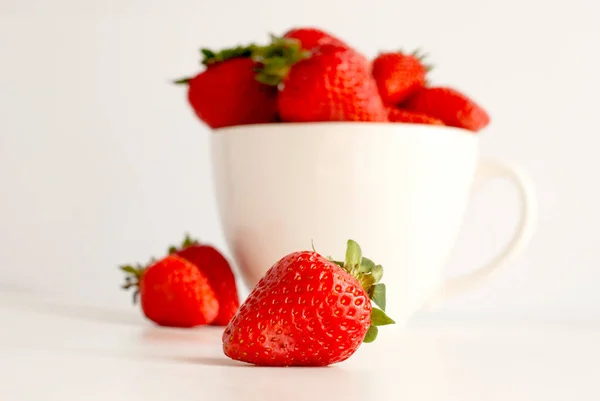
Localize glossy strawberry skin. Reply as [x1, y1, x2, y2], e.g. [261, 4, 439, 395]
[173, 245, 239, 326]
[372, 52, 427, 105]
[139, 255, 218, 327]
[222, 251, 372, 367]
[187, 58, 278, 129]
[387, 108, 444, 126]
[277, 44, 388, 123]
[284, 27, 349, 50]
[404, 87, 490, 132]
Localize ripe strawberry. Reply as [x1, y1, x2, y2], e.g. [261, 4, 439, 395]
[255, 38, 388, 123]
[283, 27, 349, 50]
[174, 46, 278, 129]
[372, 50, 430, 105]
[167, 235, 240, 326]
[405, 87, 490, 132]
[120, 255, 218, 327]
[222, 240, 394, 367]
[387, 108, 444, 126]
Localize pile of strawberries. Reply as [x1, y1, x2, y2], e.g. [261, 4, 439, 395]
[120, 235, 240, 327]
[176, 27, 490, 132]
[120, 236, 394, 367]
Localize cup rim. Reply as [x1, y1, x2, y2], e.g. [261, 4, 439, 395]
[213, 121, 478, 139]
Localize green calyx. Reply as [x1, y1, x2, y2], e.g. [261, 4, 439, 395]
[167, 232, 200, 255]
[173, 33, 311, 88]
[119, 263, 146, 304]
[251, 35, 311, 86]
[171, 43, 258, 86]
[327, 239, 395, 344]
[201, 44, 258, 66]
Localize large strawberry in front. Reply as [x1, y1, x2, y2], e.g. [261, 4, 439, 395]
[175, 46, 278, 129]
[222, 240, 394, 367]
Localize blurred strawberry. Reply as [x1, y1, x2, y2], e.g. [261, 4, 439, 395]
[283, 27, 349, 50]
[372, 50, 430, 105]
[254, 37, 387, 123]
[404, 87, 490, 132]
[168, 235, 240, 326]
[175, 45, 278, 129]
[387, 108, 444, 125]
[120, 255, 218, 327]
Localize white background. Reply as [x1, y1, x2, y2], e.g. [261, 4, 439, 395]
[0, 0, 598, 321]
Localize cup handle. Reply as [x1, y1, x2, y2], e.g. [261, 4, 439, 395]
[426, 159, 538, 308]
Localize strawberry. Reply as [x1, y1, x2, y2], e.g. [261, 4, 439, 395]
[167, 235, 240, 326]
[404, 87, 490, 132]
[372, 50, 430, 105]
[255, 38, 388, 123]
[175, 46, 278, 129]
[387, 108, 444, 126]
[283, 27, 349, 50]
[120, 255, 218, 327]
[222, 240, 394, 367]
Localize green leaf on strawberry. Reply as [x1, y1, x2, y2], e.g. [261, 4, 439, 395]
[363, 325, 379, 343]
[370, 307, 395, 326]
[370, 283, 386, 311]
[328, 239, 396, 341]
[201, 44, 258, 66]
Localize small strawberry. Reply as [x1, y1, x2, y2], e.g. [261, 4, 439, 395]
[372, 50, 430, 105]
[120, 255, 218, 327]
[175, 45, 278, 129]
[254, 38, 388, 123]
[387, 108, 444, 126]
[168, 234, 240, 326]
[404, 87, 490, 132]
[222, 240, 394, 367]
[283, 27, 349, 50]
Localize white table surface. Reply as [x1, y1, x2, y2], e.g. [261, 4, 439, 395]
[1, 290, 599, 401]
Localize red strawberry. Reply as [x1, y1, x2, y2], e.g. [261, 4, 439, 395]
[255, 38, 388, 123]
[168, 235, 240, 326]
[372, 50, 430, 105]
[120, 255, 218, 327]
[175, 46, 278, 129]
[283, 27, 349, 50]
[222, 240, 394, 367]
[405, 87, 490, 132]
[387, 108, 444, 126]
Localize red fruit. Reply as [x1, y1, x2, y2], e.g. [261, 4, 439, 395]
[283, 27, 349, 50]
[176, 47, 278, 129]
[120, 255, 219, 327]
[222, 240, 394, 367]
[372, 51, 429, 105]
[260, 42, 387, 123]
[168, 235, 240, 326]
[405, 87, 490, 132]
[387, 108, 444, 126]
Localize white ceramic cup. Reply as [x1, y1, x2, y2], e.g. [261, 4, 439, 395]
[211, 122, 537, 325]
